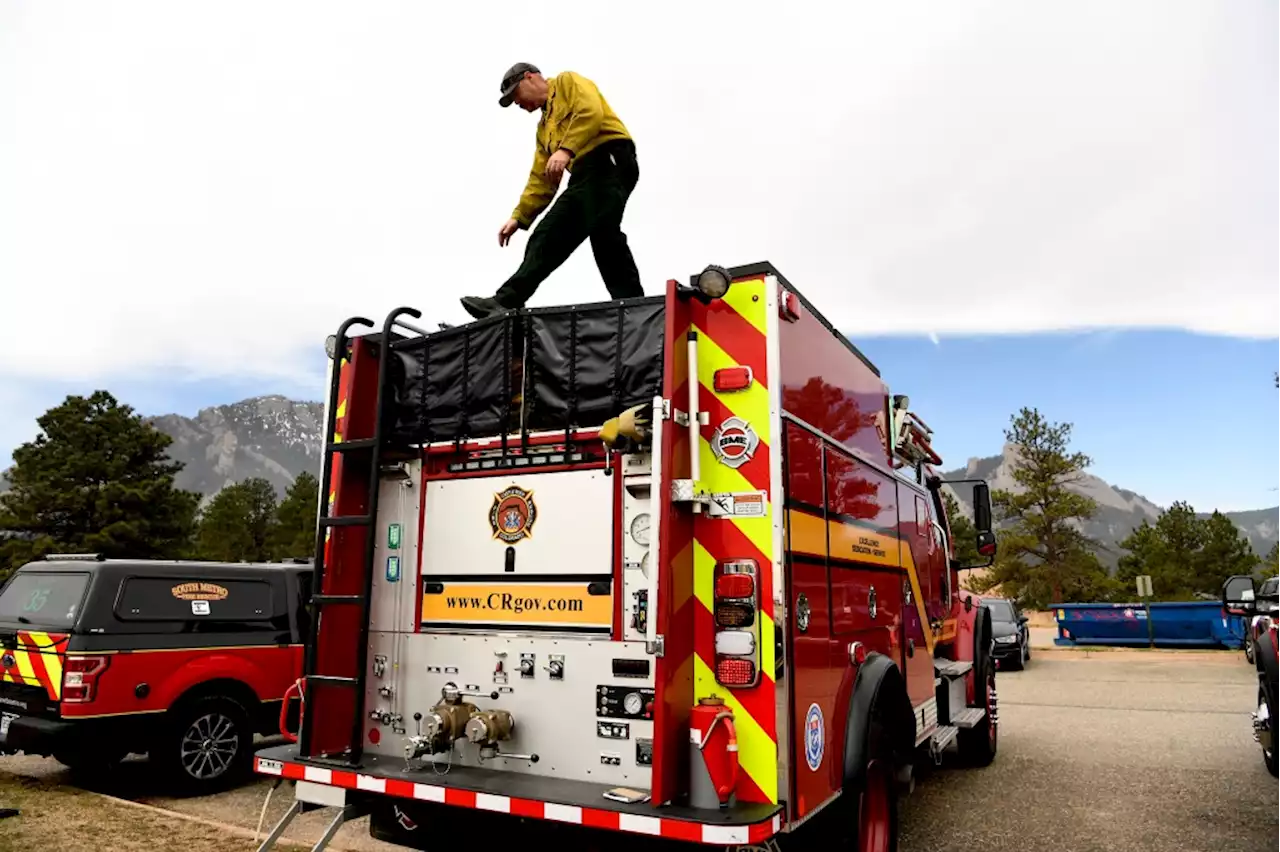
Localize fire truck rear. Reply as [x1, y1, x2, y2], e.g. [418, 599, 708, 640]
[253, 261, 1000, 851]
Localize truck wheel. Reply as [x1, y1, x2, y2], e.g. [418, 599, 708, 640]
[1261, 686, 1278, 778]
[156, 695, 254, 792]
[958, 655, 998, 767]
[852, 756, 898, 852]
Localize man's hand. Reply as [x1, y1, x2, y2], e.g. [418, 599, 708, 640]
[544, 148, 572, 185]
[498, 218, 519, 247]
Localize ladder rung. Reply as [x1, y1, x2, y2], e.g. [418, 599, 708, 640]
[328, 438, 377, 453]
[312, 594, 364, 605]
[306, 675, 361, 687]
[319, 515, 373, 527]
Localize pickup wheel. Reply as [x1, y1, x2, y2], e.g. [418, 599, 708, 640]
[156, 695, 253, 792]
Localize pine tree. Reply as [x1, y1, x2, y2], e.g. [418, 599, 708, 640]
[270, 472, 320, 561]
[0, 391, 200, 580]
[196, 477, 279, 563]
[1117, 503, 1259, 599]
[1195, 511, 1258, 595]
[965, 407, 1115, 608]
[1262, 544, 1279, 579]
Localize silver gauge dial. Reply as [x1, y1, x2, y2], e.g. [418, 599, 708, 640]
[623, 691, 644, 715]
[630, 513, 651, 546]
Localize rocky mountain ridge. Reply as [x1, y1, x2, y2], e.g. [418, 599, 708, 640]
[941, 443, 1277, 563]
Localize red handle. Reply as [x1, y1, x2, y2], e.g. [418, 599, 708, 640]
[280, 678, 305, 743]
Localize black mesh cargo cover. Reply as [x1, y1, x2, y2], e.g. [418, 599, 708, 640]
[386, 297, 665, 445]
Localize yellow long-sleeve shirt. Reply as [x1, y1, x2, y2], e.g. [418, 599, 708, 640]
[512, 71, 632, 228]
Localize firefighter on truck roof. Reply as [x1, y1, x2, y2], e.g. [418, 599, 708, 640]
[460, 63, 644, 320]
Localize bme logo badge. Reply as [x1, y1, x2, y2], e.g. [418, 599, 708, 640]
[711, 416, 759, 469]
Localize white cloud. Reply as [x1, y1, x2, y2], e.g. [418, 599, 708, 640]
[1, 0, 1275, 390]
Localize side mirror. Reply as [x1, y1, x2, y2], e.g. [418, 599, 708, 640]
[973, 482, 993, 533]
[1018, 615, 1029, 625]
[940, 477, 998, 570]
[1222, 575, 1257, 617]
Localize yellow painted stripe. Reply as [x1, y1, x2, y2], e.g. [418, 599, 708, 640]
[721, 277, 769, 336]
[691, 323, 771, 446]
[29, 632, 62, 698]
[694, 540, 716, 612]
[697, 439, 773, 560]
[13, 650, 39, 687]
[694, 655, 778, 802]
[786, 508, 939, 653]
[335, 399, 347, 420]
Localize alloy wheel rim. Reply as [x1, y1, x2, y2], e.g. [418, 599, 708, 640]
[180, 712, 239, 779]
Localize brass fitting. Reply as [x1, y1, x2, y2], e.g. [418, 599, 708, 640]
[465, 709, 515, 745]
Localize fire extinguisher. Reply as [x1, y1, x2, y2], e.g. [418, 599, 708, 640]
[690, 696, 739, 809]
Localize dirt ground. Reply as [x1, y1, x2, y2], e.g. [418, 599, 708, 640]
[0, 772, 312, 852]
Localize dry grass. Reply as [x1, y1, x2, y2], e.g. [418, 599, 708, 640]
[0, 772, 310, 852]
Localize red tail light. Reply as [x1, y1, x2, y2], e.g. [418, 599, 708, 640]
[714, 560, 761, 688]
[716, 657, 757, 686]
[62, 655, 109, 703]
[715, 572, 755, 599]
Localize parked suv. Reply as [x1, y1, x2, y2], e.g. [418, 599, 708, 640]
[0, 554, 309, 791]
[984, 597, 1031, 670]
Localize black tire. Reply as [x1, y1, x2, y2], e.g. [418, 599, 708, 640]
[1254, 685, 1274, 777]
[958, 608, 998, 767]
[811, 703, 900, 852]
[155, 695, 254, 793]
[1025, 639, 1032, 661]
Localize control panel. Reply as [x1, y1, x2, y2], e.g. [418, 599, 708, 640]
[596, 685, 655, 720]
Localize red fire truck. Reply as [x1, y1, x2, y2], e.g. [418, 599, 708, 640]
[253, 262, 1000, 851]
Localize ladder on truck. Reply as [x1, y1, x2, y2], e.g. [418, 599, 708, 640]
[258, 308, 431, 852]
[298, 306, 429, 766]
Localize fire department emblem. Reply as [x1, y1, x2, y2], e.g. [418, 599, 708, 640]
[489, 485, 537, 544]
[805, 702, 824, 771]
[711, 417, 759, 469]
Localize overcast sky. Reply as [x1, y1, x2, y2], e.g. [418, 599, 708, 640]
[1, 1, 1276, 497]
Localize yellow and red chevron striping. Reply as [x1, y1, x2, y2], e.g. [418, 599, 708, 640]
[687, 275, 779, 804]
[0, 631, 69, 700]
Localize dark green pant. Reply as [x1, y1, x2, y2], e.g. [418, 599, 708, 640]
[495, 139, 643, 307]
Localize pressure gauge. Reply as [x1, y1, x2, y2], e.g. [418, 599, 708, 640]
[623, 691, 644, 716]
[640, 550, 649, 578]
[630, 513, 651, 546]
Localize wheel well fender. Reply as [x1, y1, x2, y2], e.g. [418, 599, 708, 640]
[167, 677, 259, 720]
[843, 651, 915, 791]
[1257, 632, 1278, 714]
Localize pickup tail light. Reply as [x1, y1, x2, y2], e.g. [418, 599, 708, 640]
[62, 655, 109, 703]
[714, 560, 761, 688]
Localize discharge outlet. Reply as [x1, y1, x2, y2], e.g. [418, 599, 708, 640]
[465, 709, 515, 745]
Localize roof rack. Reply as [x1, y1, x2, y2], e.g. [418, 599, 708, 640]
[43, 553, 106, 562]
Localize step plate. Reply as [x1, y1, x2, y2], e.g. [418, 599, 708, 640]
[930, 725, 960, 753]
[951, 707, 986, 729]
[934, 660, 973, 678]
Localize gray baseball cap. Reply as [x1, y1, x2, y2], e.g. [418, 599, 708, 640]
[499, 62, 540, 107]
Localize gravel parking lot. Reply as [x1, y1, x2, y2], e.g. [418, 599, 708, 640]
[2, 652, 1274, 851]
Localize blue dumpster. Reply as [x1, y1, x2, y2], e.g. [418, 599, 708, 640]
[1053, 601, 1247, 649]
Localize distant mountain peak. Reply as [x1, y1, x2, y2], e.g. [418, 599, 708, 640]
[942, 445, 1277, 563]
[147, 397, 324, 504]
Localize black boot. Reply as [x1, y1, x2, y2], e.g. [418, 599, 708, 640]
[460, 295, 509, 320]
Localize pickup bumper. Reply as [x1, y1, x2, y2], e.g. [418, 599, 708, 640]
[0, 713, 78, 757]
